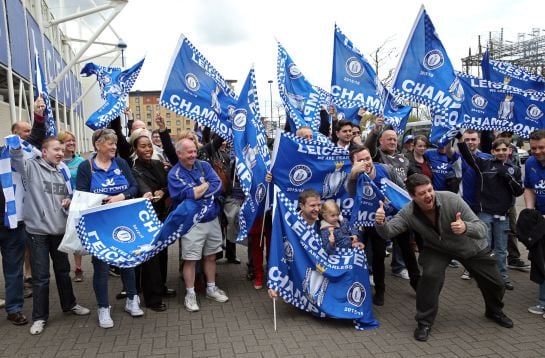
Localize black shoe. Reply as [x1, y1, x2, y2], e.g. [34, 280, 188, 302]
[115, 291, 127, 300]
[504, 281, 514, 290]
[414, 324, 431, 341]
[507, 259, 530, 272]
[227, 257, 241, 264]
[485, 311, 514, 328]
[7, 312, 28, 326]
[373, 291, 384, 306]
[147, 303, 167, 312]
[163, 288, 177, 298]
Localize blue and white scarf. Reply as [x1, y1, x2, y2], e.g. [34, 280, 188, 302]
[231, 68, 272, 241]
[268, 189, 378, 330]
[160, 34, 238, 141]
[81, 58, 145, 130]
[34, 53, 56, 137]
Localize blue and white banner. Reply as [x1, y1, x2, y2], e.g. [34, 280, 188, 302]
[270, 132, 353, 216]
[331, 25, 411, 133]
[453, 72, 545, 137]
[81, 58, 145, 130]
[391, 6, 462, 145]
[160, 35, 238, 141]
[277, 42, 328, 135]
[482, 50, 545, 93]
[231, 68, 272, 241]
[268, 189, 378, 330]
[34, 53, 56, 137]
[0, 145, 16, 228]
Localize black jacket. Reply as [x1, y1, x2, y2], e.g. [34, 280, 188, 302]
[517, 209, 545, 284]
[132, 158, 170, 221]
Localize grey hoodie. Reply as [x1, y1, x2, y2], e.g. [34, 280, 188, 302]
[10, 148, 69, 236]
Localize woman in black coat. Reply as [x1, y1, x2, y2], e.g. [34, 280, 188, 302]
[130, 132, 176, 311]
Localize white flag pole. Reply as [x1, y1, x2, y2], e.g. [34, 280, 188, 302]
[273, 298, 277, 331]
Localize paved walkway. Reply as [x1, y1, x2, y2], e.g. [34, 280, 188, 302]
[1, 200, 544, 357]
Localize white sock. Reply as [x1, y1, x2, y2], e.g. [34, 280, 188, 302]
[186, 287, 195, 295]
[206, 282, 215, 291]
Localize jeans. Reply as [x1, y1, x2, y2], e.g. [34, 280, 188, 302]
[0, 224, 25, 314]
[27, 233, 76, 321]
[92, 256, 136, 308]
[539, 282, 545, 307]
[478, 212, 509, 281]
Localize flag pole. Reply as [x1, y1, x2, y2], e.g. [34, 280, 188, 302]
[273, 298, 277, 331]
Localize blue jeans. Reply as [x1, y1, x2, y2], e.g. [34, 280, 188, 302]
[539, 282, 545, 307]
[478, 212, 509, 282]
[0, 223, 25, 314]
[27, 233, 76, 321]
[92, 257, 137, 308]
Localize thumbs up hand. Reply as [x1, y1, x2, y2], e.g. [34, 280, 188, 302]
[450, 211, 467, 235]
[375, 200, 386, 225]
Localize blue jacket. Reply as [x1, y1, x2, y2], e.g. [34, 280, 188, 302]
[319, 220, 358, 255]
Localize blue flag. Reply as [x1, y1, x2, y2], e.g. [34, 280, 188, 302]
[160, 35, 238, 141]
[391, 6, 462, 145]
[482, 50, 545, 93]
[277, 42, 328, 134]
[331, 25, 411, 133]
[81, 58, 145, 130]
[268, 189, 378, 330]
[231, 68, 272, 241]
[34, 53, 56, 137]
[270, 132, 353, 216]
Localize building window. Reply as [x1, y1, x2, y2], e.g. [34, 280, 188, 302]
[177, 128, 182, 133]
[147, 122, 152, 127]
[135, 97, 140, 103]
[146, 105, 151, 111]
[166, 121, 171, 127]
[136, 114, 141, 120]
[166, 112, 171, 119]
[136, 105, 140, 112]
[176, 120, 181, 125]
[155, 105, 160, 111]
[186, 120, 191, 126]
[146, 113, 151, 119]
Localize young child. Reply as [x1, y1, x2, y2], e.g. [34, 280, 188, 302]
[319, 200, 364, 255]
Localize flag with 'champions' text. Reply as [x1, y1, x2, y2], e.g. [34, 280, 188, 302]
[267, 189, 378, 330]
[482, 50, 545, 93]
[231, 68, 272, 241]
[81, 59, 144, 130]
[160, 34, 238, 141]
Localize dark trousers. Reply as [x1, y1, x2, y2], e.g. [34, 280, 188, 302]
[140, 248, 168, 306]
[395, 231, 421, 290]
[363, 227, 387, 293]
[415, 247, 505, 326]
[27, 233, 76, 321]
[0, 224, 25, 314]
[507, 206, 521, 260]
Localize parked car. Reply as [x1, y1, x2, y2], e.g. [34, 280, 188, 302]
[517, 147, 529, 163]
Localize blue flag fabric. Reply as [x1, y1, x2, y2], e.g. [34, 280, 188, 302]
[391, 6, 462, 146]
[34, 53, 56, 137]
[155, 197, 212, 245]
[81, 58, 144, 130]
[0, 145, 16, 228]
[482, 50, 545, 93]
[160, 35, 238, 141]
[277, 42, 328, 134]
[331, 25, 411, 133]
[231, 68, 272, 241]
[270, 132, 353, 216]
[267, 189, 378, 330]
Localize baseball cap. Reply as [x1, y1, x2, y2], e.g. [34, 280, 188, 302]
[403, 135, 415, 144]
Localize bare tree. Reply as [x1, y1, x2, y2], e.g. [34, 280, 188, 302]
[368, 35, 398, 86]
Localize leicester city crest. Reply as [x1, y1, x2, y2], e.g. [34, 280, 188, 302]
[255, 183, 266, 204]
[112, 226, 136, 244]
[288, 63, 302, 79]
[527, 104, 544, 122]
[232, 109, 247, 131]
[347, 282, 366, 307]
[185, 73, 200, 91]
[322, 162, 348, 198]
[284, 240, 294, 262]
[423, 49, 444, 70]
[448, 77, 464, 102]
[362, 183, 376, 200]
[345, 57, 364, 77]
[302, 267, 329, 307]
[289, 165, 312, 186]
[471, 94, 487, 109]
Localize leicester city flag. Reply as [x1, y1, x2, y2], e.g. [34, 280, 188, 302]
[331, 25, 411, 133]
[231, 68, 272, 241]
[268, 189, 378, 330]
[270, 132, 353, 216]
[391, 5, 463, 145]
[482, 50, 545, 93]
[34, 53, 56, 137]
[350, 173, 385, 227]
[160, 34, 238, 141]
[277, 42, 328, 134]
[81, 58, 145, 130]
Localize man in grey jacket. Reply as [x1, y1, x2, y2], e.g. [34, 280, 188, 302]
[374, 174, 512, 342]
[10, 137, 90, 335]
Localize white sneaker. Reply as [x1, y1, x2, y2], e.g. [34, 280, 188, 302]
[124, 295, 144, 317]
[29, 320, 46, 335]
[460, 270, 472, 280]
[393, 269, 409, 280]
[0, 298, 5, 309]
[528, 305, 545, 315]
[184, 293, 200, 312]
[206, 286, 229, 303]
[70, 304, 91, 316]
[369, 274, 375, 287]
[97, 307, 114, 328]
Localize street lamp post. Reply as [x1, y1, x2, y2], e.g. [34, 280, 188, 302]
[268, 80, 273, 133]
[117, 39, 127, 68]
